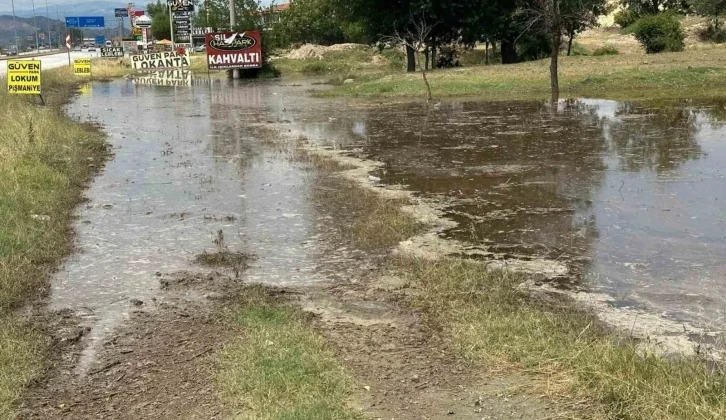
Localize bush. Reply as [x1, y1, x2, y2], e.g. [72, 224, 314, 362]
[568, 42, 591, 56]
[631, 13, 685, 54]
[592, 45, 620, 56]
[614, 9, 641, 28]
[698, 20, 726, 43]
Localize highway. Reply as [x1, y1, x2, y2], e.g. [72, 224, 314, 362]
[0, 51, 96, 76]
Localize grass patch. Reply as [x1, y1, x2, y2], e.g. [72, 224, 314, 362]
[0, 63, 121, 417]
[313, 176, 422, 252]
[194, 251, 250, 269]
[323, 48, 726, 101]
[398, 257, 726, 419]
[216, 286, 361, 420]
[274, 46, 399, 77]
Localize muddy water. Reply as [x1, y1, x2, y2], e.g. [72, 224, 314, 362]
[60, 77, 726, 371]
[56, 79, 365, 373]
[272, 94, 726, 331]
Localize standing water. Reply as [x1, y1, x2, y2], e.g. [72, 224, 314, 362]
[56, 78, 726, 371]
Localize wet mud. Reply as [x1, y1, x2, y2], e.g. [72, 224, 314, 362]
[21, 75, 726, 415]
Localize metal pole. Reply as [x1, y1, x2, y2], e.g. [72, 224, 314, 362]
[45, 0, 51, 50]
[169, 3, 175, 49]
[229, 0, 239, 78]
[11, 0, 18, 53]
[32, 0, 39, 51]
[56, 6, 60, 49]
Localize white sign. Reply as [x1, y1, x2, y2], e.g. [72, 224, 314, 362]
[131, 50, 190, 70]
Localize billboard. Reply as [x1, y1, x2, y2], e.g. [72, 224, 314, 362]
[73, 59, 92, 76]
[101, 47, 125, 58]
[115, 8, 129, 17]
[65, 16, 105, 28]
[7, 60, 41, 95]
[168, 0, 194, 12]
[131, 50, 190, 70]
[205, 31, 262, 70]
[95, 35, 105, 45]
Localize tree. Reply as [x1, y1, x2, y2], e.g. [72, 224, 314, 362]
[383, 13, 436, 100]
[278, 0, 347, 45]
[195, 0, 262, 31]
[562, 0, 611, 56]
[148, 1, 171, 40]
[692, 0, 726, 31]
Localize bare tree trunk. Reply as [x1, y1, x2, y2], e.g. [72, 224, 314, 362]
[485, 39, 489, 65]
[567, 31, 574, 56]
[431, 37, 437, 69]
[550, 0, 562, 98]
[501, 39, 518, 64]
[406, 44, 416, 72]
[416, 52, 433, 102]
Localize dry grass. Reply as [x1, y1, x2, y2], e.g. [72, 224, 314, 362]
[398, 257, 726, 419]
[313, 176, 422, 252]
[0, 66, 113, 417]
[327, 47, 726, 101]
[216, 286, 362, 420]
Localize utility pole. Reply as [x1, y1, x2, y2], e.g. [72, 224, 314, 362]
[11, 0, 18, 53]
[32, 0, 39, 51]
[56, 6, 61, 49]
[45, 0, 51, 49]
[169, 2, 176, 49]
[229, 0, 239, 78]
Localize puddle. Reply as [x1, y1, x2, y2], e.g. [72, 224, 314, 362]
[264, 94, 726, 333]
[59, 76, 726, 370]
[55, 78, 363, 374]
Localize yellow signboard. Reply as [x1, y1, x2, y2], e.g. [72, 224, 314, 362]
[73, 59, 92, 77]
[7, 60, 41, 95]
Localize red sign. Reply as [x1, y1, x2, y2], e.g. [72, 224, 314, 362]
[205, 31, 262, 70]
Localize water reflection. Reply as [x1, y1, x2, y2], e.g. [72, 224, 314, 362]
[277, 95, 726, 329]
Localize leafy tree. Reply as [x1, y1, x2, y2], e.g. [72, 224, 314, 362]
[632, 12, 685, 53]
[195, 0, 263, 31]
[562, 0, 612, 55]
[278, 0, 347, 45]
[692, 0, 726, 32]
[615, 0, 691, 27]
[148, 1, 171, 40]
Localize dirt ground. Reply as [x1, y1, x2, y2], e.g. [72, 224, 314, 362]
[18, 265, 566, 420]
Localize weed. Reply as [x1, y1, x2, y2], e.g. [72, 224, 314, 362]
[592, 45, 620, 56]
[397, 257, 726, 419]
[216, 286, 362, 420]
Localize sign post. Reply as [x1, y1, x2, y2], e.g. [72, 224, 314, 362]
[205, 31, 263, 70]
[66, 34, 71, 65]
[7, 60, 43, 104]
[73, 59, 92, 76]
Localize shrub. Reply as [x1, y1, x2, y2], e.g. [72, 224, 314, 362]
[614, 9, 641, 29]
[631, 13, 685, 54]
[592, 45, 620, 56]
[698, 20, 726, 43]
[569, 42, 592, 56]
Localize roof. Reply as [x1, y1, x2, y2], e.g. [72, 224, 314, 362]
[269, 3, 290, 12]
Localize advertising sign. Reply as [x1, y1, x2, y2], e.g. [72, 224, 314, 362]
[73, 59, 92, 76]
[131, 50, 190, 70]
[115, 8, 129, 17]
[122, 40, 138, 52]
[7, 60, 41, 95]
[95, 35, 105, 45]
[101, 47, 125, 58]
[65, 16, 105, 28]
[205, 31, 262, 70]
[168, 0, 194, 12]
[133, 70, 193, 87]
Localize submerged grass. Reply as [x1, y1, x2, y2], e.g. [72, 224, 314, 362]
[398, 257, 726, 419]
[323, 48, 726, 101]
[216, 286, 361, 420]
[0, 61, 128, 417]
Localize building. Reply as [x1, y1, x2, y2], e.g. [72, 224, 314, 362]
[262, 3, 290, 26]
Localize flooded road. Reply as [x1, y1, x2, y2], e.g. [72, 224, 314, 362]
[59, 76, 726, 371]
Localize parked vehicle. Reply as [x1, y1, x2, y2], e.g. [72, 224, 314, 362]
[194, 44, 206, 53]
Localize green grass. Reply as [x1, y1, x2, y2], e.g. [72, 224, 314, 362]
[322, 48, 726, 101]
[399, 257, 726, 419]
[274, 46, 404, 77]
[0, 63, 125, 418]
[216, 286, 361, 420]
